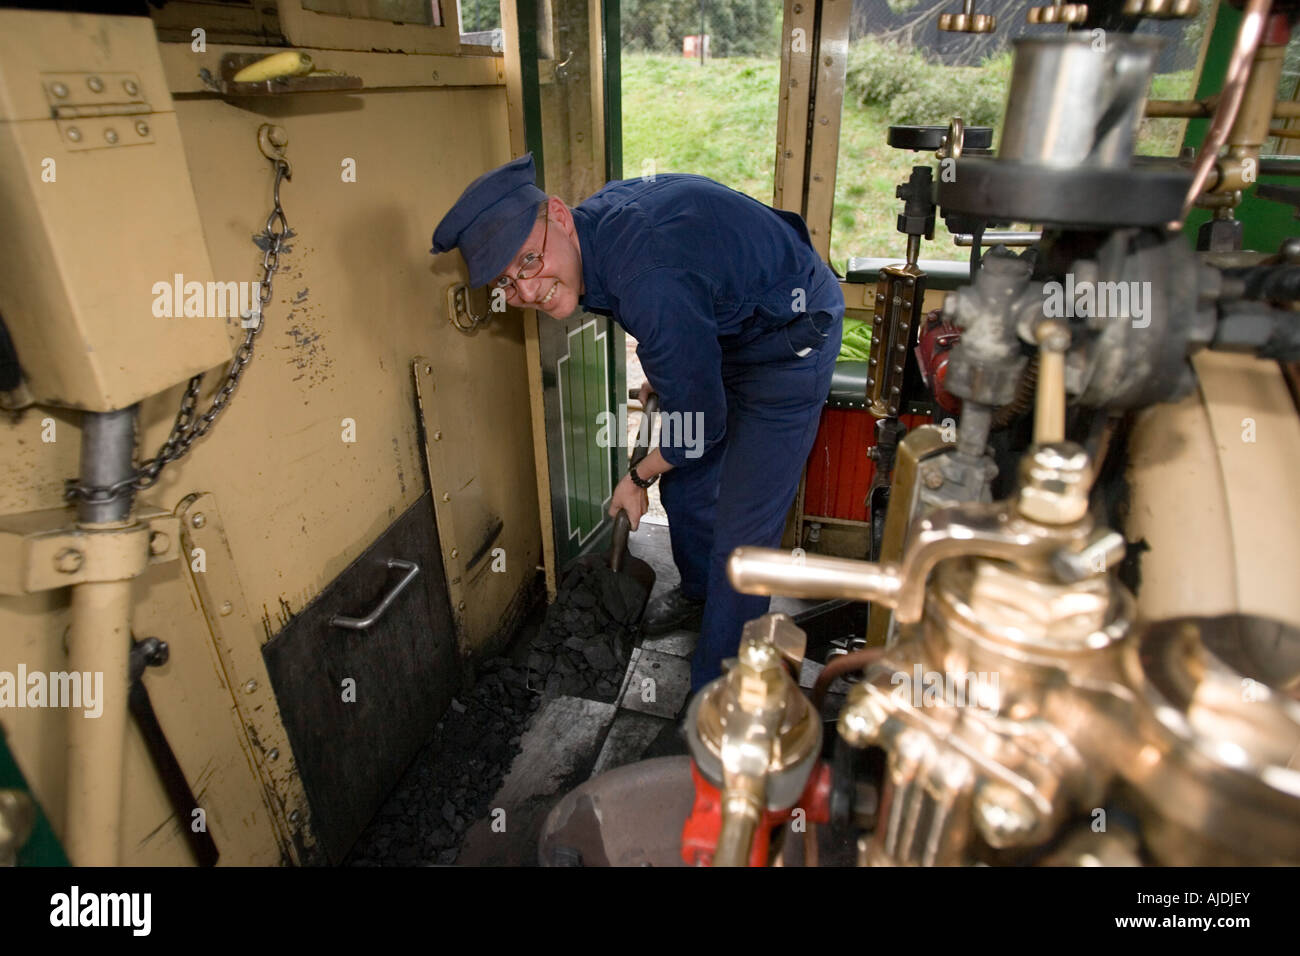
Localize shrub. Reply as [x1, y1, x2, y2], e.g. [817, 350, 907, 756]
[846, 38, 1012, 130]
[845, 37, 922, 107]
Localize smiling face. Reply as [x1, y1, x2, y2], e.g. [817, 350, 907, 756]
[493, 197, 584, 319]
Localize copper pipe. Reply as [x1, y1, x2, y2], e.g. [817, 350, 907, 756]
[813, 646, 886, 710]
[1174, 0, 1273, 227]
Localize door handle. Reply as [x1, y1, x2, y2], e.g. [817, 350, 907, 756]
[330, 558, 421, 630]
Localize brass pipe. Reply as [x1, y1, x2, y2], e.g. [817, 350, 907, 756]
[1229, 37, 1287, 149]
[65, 578, 132, 865]
[1034, 321, 1068, 444]
[726, 548, 902, 605]
[1147, 99, 1300, 119]
[1174, 0, 1273, 226]
[1146, 98, 1215, 118]
[1208, 30, 1290, 192]
[732, 486, 1093, 623]
[714, 784, 764, 867]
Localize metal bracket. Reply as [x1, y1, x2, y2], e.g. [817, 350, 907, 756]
[0, 506, 180, 595]
[412, 357, 469, 647]
[446, 282, 491, 334]
[257, 123, 292, 178]
[210, 53, 362, 97]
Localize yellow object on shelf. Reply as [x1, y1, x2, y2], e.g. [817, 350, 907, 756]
[232, 51, 314, 83]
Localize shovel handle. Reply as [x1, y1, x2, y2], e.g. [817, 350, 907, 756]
[610, 510, 631, 572]
[610, 392, 659, 572]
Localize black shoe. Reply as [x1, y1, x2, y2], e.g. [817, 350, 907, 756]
[642, 586, 705, 636]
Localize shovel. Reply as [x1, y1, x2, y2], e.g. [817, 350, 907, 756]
[560, 391, 659, 629]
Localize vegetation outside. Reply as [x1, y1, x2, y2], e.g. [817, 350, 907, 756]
[623, 41, 1194, 274]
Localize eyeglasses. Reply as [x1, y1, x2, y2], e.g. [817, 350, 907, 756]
[492, 215, 549, 299]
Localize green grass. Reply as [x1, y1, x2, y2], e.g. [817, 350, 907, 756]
[622, 48, 1195, 274]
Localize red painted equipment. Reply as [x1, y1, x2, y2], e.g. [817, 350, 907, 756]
[681, 760, 833, 867]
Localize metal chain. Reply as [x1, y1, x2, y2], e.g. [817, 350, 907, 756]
[65, 159, 292, 505]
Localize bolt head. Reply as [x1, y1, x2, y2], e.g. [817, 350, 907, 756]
[87, 76, 104, 92]
[103, 129, 118, 144]
[433, 430, 442, 441]
[191, 513, 206, 529]
[0, 790, 36, 856]
[838, 693, 887, 746]
[220, 601, 233, 616]
[269, 748, 280, 761]
[65, 127, 81, 143]
[148, 531, 170, 555]
[1034, 320, 1070, 352]
[54, 548, 84, 574]
[123, 79, 139, 96]
[457, 601, 466, 611]
[50, 82, 68, 98]
[289, 809, 301, 824]
[135, 120, 149, 137]
[921, 464, 945, 490]
[450, 548, 459, 558]
[1017, 442, 1091, 525]
[974, 780, 1041, 848]
[441, 492, 451, 502]
[244, 679, 257, 694]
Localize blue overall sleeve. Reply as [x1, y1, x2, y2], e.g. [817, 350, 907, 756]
[619, 266, 726, 469]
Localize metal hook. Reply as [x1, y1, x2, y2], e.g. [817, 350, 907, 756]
[554, 50, 574, 82]
[258, 124, 292, 178]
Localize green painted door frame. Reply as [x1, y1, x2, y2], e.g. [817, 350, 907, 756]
[519, 0, 629, 567]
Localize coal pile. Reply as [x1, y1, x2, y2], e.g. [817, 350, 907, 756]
[346, 566, 644, 866]
[346, 652, 539, 867]
[528, 561, 646, 703]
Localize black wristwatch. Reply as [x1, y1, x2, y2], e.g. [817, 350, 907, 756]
[629, 462, 658, 488]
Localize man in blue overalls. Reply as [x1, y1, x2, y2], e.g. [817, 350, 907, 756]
[433, 154, 842, 691]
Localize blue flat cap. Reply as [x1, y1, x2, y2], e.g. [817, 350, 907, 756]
[431, 154, 549, 288]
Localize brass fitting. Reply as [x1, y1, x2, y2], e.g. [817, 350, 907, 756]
[939, 0, 996, 32]
[685, 613, 821, 866]
[1026, 2, 1088, 25]
[1016, 442, 1092, 525]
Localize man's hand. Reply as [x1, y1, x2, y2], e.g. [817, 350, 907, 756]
[636, 379, 655, 408]
[609, 472, 649, 531]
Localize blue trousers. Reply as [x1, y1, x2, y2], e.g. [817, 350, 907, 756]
[659, 311, 842, 691]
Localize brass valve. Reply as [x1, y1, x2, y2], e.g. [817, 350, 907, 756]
[939, 0, 996, 32]
[1122, 0, 1199, 17]
[1027, 1, 1089, 24]
[728, 441, 1103, 624]
[684, 614, 822, 866]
